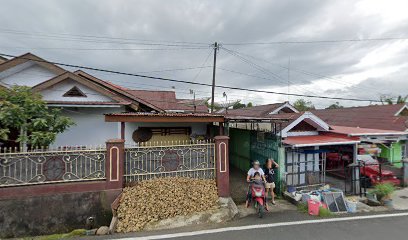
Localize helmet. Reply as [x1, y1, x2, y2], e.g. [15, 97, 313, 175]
[253, 160, 260, 166]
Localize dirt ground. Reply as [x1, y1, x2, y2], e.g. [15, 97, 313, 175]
[230, 167, 248, 204]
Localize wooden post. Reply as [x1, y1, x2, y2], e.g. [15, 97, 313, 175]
[106, 139, 125, 190]
[214, 135, 230, 197]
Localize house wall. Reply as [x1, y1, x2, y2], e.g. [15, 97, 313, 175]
[41, 79, 114, 102]
[124, 122, 208, 145]
[51, 107, 124, 147]
[379, 141, 403, 165]
[285, 147, 320, 186]
[0, 62, 57, 87]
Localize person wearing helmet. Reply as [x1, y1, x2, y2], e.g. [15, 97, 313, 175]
[245, 160, 267, 208]
[246, 160, 266, 182]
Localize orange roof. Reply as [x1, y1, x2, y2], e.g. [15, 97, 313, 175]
[283, 133, 360, 147]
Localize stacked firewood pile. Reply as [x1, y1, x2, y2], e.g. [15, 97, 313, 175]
[116, 177, 219, 232]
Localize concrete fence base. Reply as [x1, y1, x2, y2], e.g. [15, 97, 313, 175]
[0, 189, 120, 238]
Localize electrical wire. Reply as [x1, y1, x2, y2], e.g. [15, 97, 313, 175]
[222, 37, 408, 45]
[223, 47, 386, 95]
[0, 53, 382, 102]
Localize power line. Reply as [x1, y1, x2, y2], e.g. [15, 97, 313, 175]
[221, 47, 321, 96]
[224, 47, 385, 94]
[0, 45, 210, 51]
[0, 28, 209, 47]
[0, 53, 382, 103]
[222, 37, 408, 45]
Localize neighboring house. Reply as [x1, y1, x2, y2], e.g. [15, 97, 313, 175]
[0, 53, 208, 148]
[226, 102, 408, 164]
[225, 102, 298, 117]
[126, 90, 208, 113]
[312, 104, 408, 164]
[226, 105, 408, 187]
[312, 104, 408, 131]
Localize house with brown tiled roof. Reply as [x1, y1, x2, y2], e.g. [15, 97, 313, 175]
[311, 104, 408, 164]
[0, 53, 208, 148]
[312, 104, 408, 131]
[225, 102, 408, 188]
[225, 102, 298, 117]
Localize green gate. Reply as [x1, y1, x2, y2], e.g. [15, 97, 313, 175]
[229, 128, 282, 193]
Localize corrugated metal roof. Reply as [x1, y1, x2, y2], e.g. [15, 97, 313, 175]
[283, 133, 360, 147]
[105, 112, 223, 117]
[330, 125, 408, 136]
[47, 101, 131, 105]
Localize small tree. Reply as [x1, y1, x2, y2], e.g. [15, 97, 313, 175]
[380, 95, 407, 105]
[246, 102, 253, 108]
[232, 101, 245, 109]
[0, 86, 75, 150]
[326, 102, 344, 109]
[293, 99, 315, 111]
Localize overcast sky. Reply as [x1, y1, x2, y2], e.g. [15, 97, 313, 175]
[1, 0, 407, 108]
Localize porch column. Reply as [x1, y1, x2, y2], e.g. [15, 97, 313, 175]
[105, 139, 125, 190]
[214, 135, 230, 197]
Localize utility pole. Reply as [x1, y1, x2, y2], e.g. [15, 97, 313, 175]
[287, 56, 290, 102]
[210, 42, 219, 113]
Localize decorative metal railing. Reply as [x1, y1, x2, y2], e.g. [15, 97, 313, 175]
[124, 141, 215, 182]
[0, 148, 106, 187]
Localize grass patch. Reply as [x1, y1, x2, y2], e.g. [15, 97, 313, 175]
[318, 207, 333, 218]
[297, 203, 308, 213]
[31, 229, 86, 240]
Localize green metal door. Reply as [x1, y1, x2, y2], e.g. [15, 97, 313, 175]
[250, 131, 282, 193]
[229, 128, 282, 193]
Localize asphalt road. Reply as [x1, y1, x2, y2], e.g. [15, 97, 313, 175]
[168, 214, 408, 240]
[88, 210, 408, 240]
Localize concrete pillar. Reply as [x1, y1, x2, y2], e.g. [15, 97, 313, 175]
[106, 139, 125, 190]
[402, 159, 408, 187]
[120, 122, 125, 140]
[214, 135, 230, 197]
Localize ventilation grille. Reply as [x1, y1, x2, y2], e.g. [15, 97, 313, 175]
[63, 86, 87, 97]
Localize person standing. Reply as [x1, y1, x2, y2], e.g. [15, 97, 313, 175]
[264, 158, 279, 205]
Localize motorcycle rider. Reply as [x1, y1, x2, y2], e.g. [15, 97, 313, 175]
[245, 160, 268, 210]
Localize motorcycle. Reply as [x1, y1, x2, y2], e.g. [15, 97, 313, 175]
[248, 180, 267, 218]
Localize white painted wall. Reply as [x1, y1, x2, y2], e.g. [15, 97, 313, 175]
[50, 107, 125, 147]
[124, 122, 208, 145]
[41, 79, 114, 102]
[0, 61, 57, 87]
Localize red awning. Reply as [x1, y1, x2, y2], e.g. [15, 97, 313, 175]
[283, 134, 360, 147]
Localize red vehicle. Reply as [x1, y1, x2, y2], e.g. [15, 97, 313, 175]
[249, 180, 267, 218]
[358, 155, 401, 186]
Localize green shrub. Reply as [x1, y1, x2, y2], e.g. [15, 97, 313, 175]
[318, 207, 333, 217]
[297, 203, 308, 213]
[368, 183, 395, 201]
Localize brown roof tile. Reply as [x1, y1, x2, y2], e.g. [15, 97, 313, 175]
[225, 103, 288, 117]
[311, 104, 408, 131]
[126, 90, 208, 112]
